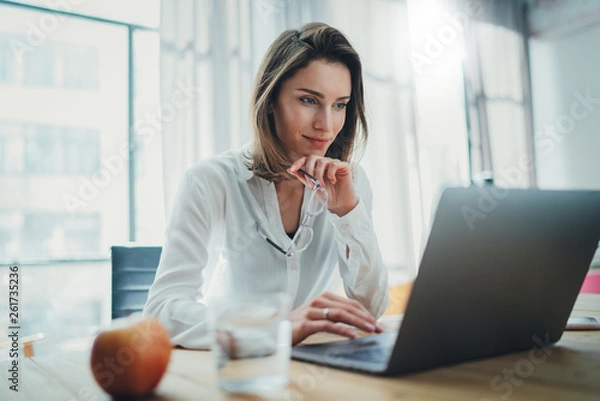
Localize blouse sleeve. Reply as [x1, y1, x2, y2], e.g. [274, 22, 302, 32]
[143, 165, 219, 349]
[327, 166, 390, 319]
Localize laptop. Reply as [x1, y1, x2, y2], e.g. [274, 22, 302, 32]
[291, 186, 600, 376]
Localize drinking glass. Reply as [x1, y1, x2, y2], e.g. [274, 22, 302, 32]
[210, 291, 291, 394]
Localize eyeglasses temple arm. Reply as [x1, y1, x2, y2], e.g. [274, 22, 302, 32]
[297, 168, 321, 186]
[264, 236, 287, 255]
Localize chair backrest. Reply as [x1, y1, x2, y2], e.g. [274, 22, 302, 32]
[111, 245, 162, 319]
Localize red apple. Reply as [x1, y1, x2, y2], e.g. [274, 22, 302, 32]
[90, 318, 172, 397]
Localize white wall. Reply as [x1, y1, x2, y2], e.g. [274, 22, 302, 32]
[529, 22, 600, 190]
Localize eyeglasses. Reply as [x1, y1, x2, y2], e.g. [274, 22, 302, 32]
[264, 169, 329, 257]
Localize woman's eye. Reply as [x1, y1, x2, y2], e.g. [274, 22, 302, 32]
[334, 102, 348, 110]
[300, 97, 317, 105]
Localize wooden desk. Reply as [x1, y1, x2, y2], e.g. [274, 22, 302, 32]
[2, 294, 599, 401]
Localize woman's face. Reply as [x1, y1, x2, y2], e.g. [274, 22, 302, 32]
[271, 59, 351, 161]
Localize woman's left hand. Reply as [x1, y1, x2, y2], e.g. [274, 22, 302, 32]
[288, 155, 358, 217]
[289, 292, 384, 345]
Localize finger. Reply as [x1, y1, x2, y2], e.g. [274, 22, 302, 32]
[288, 157, 313, 187]
[301, 155, 319, 177]
[290, 168, 325, 191]
[289, 157, 307, 173]
[321, 292, 375, 320]
[314, 158, 330, 185]
[331, 160, 352, 179]
[334, 303, 377, 328]
[312, 295, 377, 327]
[307, 319, 358, 339]
[324, 162, 339, 185]
[288, 168, 310, 187]
[313, 307, 376, 333]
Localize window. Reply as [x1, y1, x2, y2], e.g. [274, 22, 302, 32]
[0, 137, 4, 171]
[0, 2, 162, 263]
[473, 22, 531, 188]
[23, 43, 56, 86]
[0, 1, 161, 355]
[9, 0, 160, 28]
[63, 127, 101, 175]
[60, 42, 100, 90]
[131, 29, 163, 242]
[0, 2, 130, 262]
[19, 123, 100, 175]
[0, 33, 17, 83]
[0, 122, 23, 173]
[22, 213, 101, 258]
[0, 212, 20, 257]
[23, 124, 59, 173]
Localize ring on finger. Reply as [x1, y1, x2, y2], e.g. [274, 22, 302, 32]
[323, 307, 330, 320]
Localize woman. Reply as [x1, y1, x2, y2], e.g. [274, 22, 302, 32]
[144, 22, 391, 347]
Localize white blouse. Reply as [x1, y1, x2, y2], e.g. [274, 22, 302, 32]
[143, 145, 390, 348]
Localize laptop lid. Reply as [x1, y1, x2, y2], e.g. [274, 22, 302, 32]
[292, 186, 600, 376]
[386, 186, 600, 374]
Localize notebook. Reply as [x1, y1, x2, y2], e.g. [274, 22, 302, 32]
[291, 186, 600, 375]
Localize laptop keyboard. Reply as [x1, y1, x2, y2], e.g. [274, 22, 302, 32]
[339, 345, 390, 363]
[291, 332, 397, 372]
[328, 339, 393, 364]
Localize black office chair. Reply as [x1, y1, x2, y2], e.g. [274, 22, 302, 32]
[111, 245, 162, 319]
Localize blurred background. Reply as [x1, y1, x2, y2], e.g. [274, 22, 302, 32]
[1, 0, 599, 355]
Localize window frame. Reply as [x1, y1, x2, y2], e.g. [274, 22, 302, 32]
[0, 0, 159, 265]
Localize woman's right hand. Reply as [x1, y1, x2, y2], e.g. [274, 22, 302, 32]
[289, 292, 383, 345]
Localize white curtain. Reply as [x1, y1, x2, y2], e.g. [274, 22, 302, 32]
[318, 1, 419, 278]
[160, 0, 322, 216]
[461, 0, 534, 187]
[161, 0, 251, 212]
[159, 0, 422, 282]
[158, 0, 537, 280]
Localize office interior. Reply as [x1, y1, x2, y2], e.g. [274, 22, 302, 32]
[0, 0, 599, 357]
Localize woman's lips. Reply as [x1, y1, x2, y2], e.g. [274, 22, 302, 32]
[303, 135, 329, 148]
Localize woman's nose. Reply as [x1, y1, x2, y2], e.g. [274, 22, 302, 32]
[313, 107, 333, 133]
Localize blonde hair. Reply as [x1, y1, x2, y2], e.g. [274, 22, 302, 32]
[249, 22, 368, 182]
